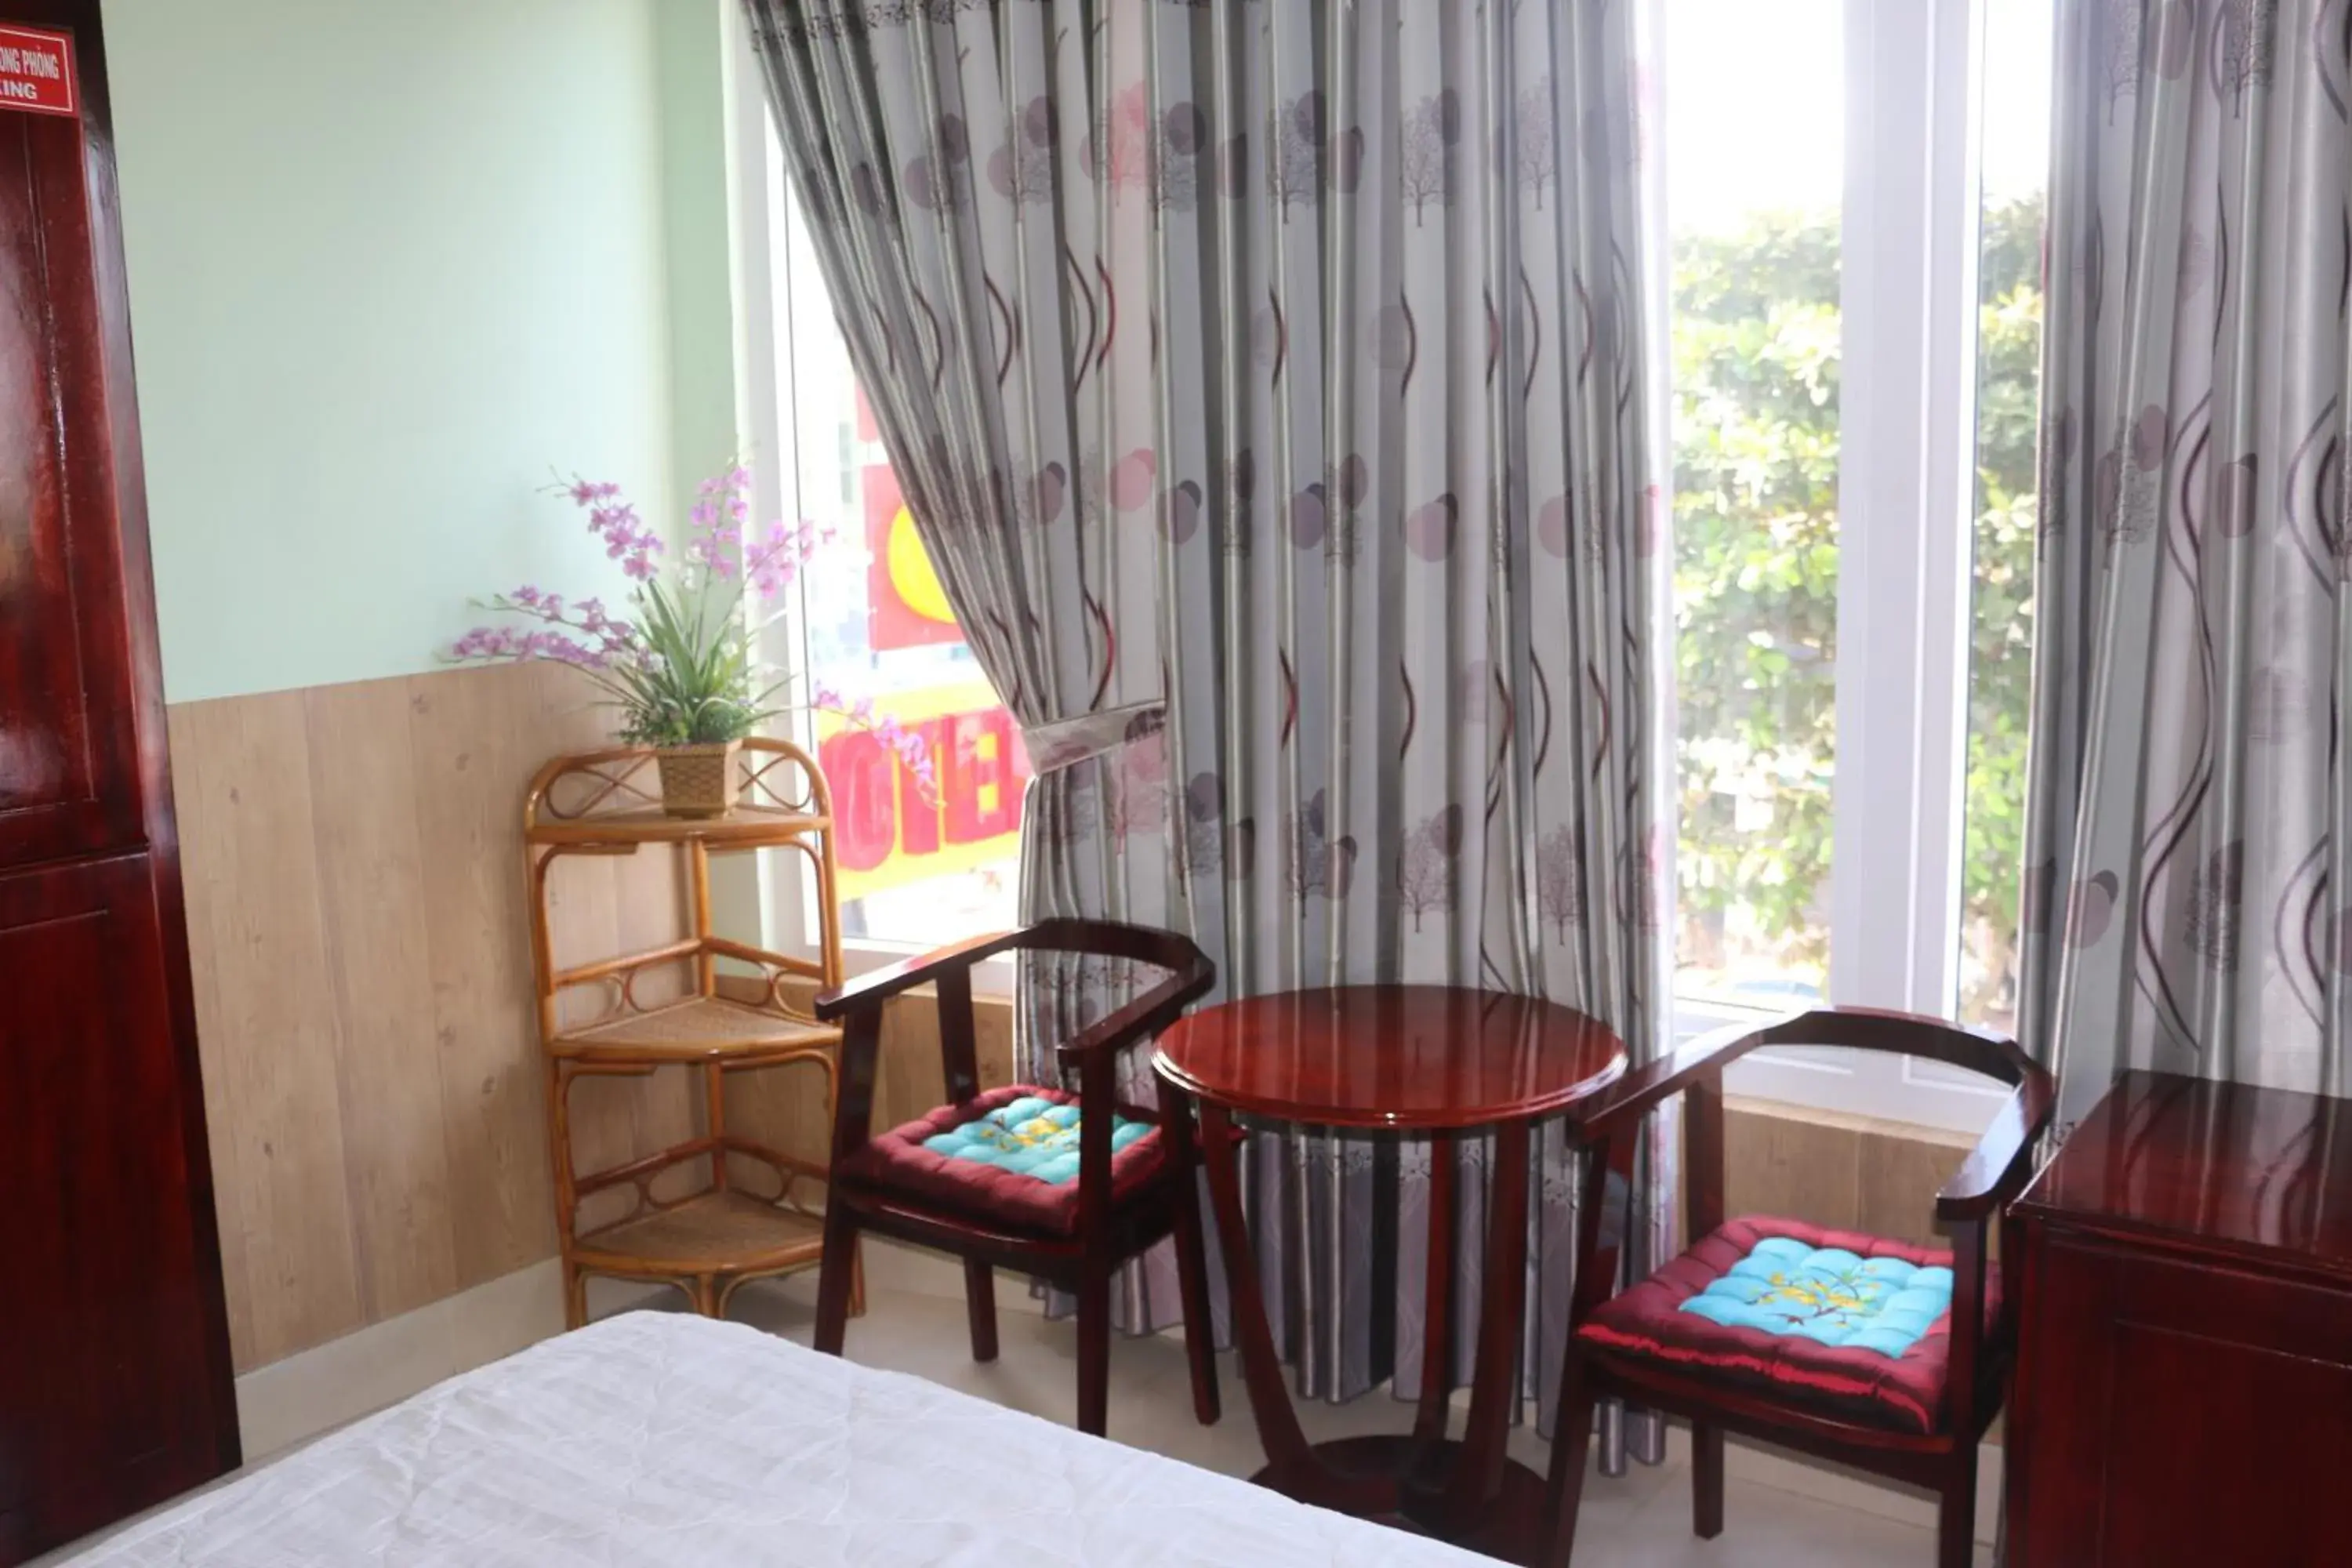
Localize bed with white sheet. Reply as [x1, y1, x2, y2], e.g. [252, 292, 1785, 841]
[64, 1312, 1485, 1566]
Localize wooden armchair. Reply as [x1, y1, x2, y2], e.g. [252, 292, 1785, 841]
[810, 919, 1221, 1438]
[1541, 1007, 2055, 1568]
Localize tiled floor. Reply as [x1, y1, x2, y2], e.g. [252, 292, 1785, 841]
[717, 1269, 1997, 1566]
[41, 1258, 1997, 1566]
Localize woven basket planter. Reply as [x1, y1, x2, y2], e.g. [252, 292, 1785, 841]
[654, 741, 741, 819]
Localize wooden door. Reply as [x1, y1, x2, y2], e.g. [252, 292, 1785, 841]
[0, 859, 233, 1556]
[0, 5, 238, 1561]
[0, 13, 144, 867]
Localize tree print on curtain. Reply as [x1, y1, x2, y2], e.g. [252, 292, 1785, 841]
[2020, 0, 2352, 1134]
[1396, 805, 1465, 933]
[1398, 89, 1460, 227]
[742, 0, 1667, 1450]
[1265, 91, 1327, 220]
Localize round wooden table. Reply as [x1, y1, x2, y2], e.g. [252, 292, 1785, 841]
[1152, 985, 1626, 1563]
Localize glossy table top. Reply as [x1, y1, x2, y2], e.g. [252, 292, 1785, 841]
[2016, 1069, 2352, 1279]
[1153, 984, 1627, 1130]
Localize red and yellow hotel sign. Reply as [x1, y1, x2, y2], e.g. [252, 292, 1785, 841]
[864, 461, 964, 652]
[858, 387, 960, 652]
[835, 391, 1030, 896]
[818, 677, 1032, 898]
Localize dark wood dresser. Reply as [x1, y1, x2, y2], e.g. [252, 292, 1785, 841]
[2007, 1070, 2352, 1566]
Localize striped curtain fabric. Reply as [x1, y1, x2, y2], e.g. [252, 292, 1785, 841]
[745, 0, 1669, 1445]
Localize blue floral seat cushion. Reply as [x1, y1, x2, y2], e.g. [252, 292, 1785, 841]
[1577, 1217, 1987, 1435]
[837, 1084, 1171, 1236]
[1677, 1236, 1955, 1357]
[920, 1094, 1151, 1186]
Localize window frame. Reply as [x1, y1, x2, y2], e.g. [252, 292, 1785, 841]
[728, 24, 1017, 996]
[1666, 0, 2024, 1134]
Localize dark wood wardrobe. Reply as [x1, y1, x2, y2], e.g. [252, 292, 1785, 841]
[0, 2, 239, 1560]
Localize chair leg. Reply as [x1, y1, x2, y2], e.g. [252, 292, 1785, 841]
[814, 1203, 859, 1357]
[1937, 1446, 1979, 1568]
[1172, 1174, 1221, 1426]
[1538, 1348, 1600, 1568]
[1693, 1421, 1725, 1538]
[562, 1261, 587, 1330]
[1076, 1258, 1112, 1439]
[964, 1260, 999, 1363]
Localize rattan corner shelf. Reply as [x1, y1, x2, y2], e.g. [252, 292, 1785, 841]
[524, 739, 861, 1325]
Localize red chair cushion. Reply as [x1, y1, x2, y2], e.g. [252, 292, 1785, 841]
[1577, 1216, 1998, 1436]
[837, 1084, 1167, 1236]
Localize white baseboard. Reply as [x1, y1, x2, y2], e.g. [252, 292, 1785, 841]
[231, 1262, 669, 1460]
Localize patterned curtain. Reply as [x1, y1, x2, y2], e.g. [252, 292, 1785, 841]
[743, 0, 1669, 1446]
[2021, 0, 2352, 1134]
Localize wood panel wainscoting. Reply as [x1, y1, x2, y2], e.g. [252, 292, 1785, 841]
[1716, 1096, 1980, 1254]
[168, 657, 1004, 1373]
[171, 660, 669, 1370]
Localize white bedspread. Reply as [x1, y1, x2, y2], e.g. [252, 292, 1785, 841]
[67, 1312, 1486, 1566]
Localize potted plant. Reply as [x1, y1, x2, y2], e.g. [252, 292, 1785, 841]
[451, 466, 934, 818]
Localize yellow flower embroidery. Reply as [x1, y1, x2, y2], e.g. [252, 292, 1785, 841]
[1758, 1270, 1878, 1318]
[968, 1110, 1083, 1156]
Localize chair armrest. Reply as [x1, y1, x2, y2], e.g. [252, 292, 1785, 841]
[1562, 1003, 2034, 1145]
[1759, 1003, 2016, 1063]
[813, 930, 1026, 1022]
[1935, 1073, 2055, 1222]
[1557, 1015, 1787, 1141]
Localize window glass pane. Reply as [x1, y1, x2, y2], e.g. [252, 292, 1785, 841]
[1668, 0, 1842, 1021]
[775, 178, 1025, 946]
[1959, 0, 2054, 1033]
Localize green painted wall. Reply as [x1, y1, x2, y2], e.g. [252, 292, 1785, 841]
[107, 0, 736, 705]
[655, 0, 748, 490]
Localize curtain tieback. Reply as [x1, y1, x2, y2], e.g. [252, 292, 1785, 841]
[1020, 700, 1166, 776]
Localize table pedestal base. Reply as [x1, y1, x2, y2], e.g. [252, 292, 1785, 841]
[1154, 989, 1628, 1568]
[1254, 1436, 1548, 1562]
[1172, 1098, 1552, 1562]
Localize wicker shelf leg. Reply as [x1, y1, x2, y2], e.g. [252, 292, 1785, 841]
[550, 1056, 587, 1330]
[704, 1058, 728, 1192]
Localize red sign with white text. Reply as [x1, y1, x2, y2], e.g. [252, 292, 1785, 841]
[0, 27, 76, 119]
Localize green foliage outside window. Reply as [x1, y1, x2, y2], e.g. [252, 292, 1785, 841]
[1672, 195, 2042, 1025]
